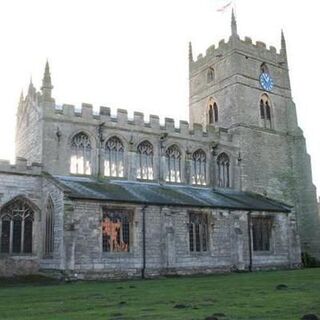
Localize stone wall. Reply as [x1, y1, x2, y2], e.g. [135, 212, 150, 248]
[60, 200, 300, 280]
[0, 161, 42, 277]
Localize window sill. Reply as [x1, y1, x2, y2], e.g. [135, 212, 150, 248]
[253, 250, 274, 256]
[189, 251, 210, 256]
[102, 252, 134, 258]
[0, 254, 37, 259]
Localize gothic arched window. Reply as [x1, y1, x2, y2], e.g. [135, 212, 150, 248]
[213, 103, 218, 122]
[208, 99, 218, 125]
[259, 94, 272, 129]
[70, 132, 92, 175]
[165, 145, 182, 183]
[191, 149, 206, 185]
[217, 152, 230, 188]
[44, 197, 54, 258]
[104, 136, 124, 177]
[137, 140, 154, 180]
[209, 105, 214, 124]
[207, 67, 215, 83]
[0, 198, 35, 254]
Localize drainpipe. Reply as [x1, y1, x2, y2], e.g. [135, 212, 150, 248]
[141, 205, 148, 279]
[97, 122, 105, 178]
[247, 211, 253, 272]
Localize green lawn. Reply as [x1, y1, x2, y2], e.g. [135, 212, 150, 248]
[0, 269, 319, 320]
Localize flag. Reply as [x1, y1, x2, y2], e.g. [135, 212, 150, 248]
[216, 1, 232, 12]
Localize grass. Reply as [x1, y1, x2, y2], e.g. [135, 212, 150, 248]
[0, 268, 319, 320]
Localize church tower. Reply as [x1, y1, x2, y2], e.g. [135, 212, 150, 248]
[189, 11, 320, 259]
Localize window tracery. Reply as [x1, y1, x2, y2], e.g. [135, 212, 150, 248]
[191, 149, 206, 185]
[137, 141, 154, 180]
[0, 198, 34, 254]
[165, 145, 182, 183]
[70, 132, 92, 175]
[189, 213, 208, 252]
[104, 136, 124, 177]
[217, 153, 230, 188]
[102, 209, 132, 252]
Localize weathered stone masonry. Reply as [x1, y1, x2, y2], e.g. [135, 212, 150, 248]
[0, 12, 318, 278]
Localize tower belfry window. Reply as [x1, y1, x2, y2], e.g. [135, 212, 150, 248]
[259, 94, 272, 129]
[207, 99, 218, 125]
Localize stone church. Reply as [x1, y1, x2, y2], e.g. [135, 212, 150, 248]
[0, 12, 318, 278]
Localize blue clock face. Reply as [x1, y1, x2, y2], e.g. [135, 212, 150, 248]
[260, 73, 273, 91]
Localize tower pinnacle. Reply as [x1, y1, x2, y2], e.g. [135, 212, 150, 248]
[281, 29, 287, 57]
[231, 9, 238, 37]
[189, 42, 193, 63]
[41, 60, 53, 100]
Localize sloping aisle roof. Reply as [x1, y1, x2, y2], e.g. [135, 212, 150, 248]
[51, 175, 291, 213]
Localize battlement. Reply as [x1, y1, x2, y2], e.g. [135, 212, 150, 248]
[50, 103, 232, 141]
[0, 158, 42, 175]
[191, 34, 284, 71]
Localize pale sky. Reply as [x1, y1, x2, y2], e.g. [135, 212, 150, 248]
[0, 0, 319, 197]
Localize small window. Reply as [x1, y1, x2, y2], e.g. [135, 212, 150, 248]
[217, 153, 230, 188]
[191, 149, 206, 185]
[207, 67, 215, 83]
[104, 136, 124, 177]
[137, 141, 154, 180]
[0, 198, 35, 254]
[165, 145, 182, 183]
[260, 62, 269, 74]
[70, 132, 92, 175]
[102, 208, 132, 253]
[189, 213, 208, 252]
[252, 216, 273, 251]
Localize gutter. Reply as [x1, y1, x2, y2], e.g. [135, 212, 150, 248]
[141, 205, 148, 279]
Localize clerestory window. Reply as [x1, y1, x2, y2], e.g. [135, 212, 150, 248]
[0, 198, 35, 254]
[70, 132, 92, 175]
[165, 145, 182, 183]
[217, 153, 230, 188]
[191, 149, 206, 185]
[104, 136, 124, 177]
[137, 141, 154, 180]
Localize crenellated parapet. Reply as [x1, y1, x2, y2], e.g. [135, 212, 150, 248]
[190, 34, 285, 74]
[0, 158, 42, 175]
[50, 103, 232, 142]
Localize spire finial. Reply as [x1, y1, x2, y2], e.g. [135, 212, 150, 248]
[231, 8, 238, 36]
[189, 41, 193, 63]
[41, 59, 53, 99]
[280, 29, 287, 59]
